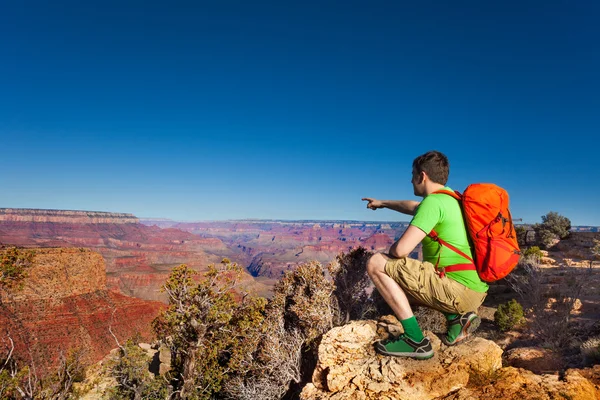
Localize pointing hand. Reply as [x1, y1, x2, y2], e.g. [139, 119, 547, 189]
[362, 198, 383, 210]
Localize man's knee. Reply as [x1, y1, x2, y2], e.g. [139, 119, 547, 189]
[367, 253, 388, 278]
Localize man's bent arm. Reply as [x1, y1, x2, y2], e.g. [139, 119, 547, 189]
[389, 225, 426, 258]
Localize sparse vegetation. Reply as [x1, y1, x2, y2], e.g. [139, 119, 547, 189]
[0, 337, 85, 400]
[580, 336, 600, 365]
[591, 239, 600, 267]
[0, 247, 34, 293]
[108, 339, 168, 400]
[105, 248, 384, 399]
[508, 252, 590, 349]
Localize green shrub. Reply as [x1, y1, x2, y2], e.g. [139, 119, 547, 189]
[494, 299, 525, 332]
[523, 246, 543, 261]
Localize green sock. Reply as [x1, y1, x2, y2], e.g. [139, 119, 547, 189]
[400, 316, 424, 342]
[444, 313, 461, 341]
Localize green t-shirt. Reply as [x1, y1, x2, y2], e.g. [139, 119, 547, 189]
[410, 188, 489, 293]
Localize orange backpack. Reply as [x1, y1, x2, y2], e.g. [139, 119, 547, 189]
[430, 184, 521, 282]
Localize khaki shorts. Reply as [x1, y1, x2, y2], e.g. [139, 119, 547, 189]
[384, 257, 486, 314]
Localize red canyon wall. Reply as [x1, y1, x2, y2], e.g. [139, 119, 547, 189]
[0, 248, 165, 375]
[0, 209, 266, 301]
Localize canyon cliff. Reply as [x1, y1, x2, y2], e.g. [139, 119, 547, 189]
[147, 220, 418, 279]
[0, 208, 266, 301]
[0, 248, 165, 376]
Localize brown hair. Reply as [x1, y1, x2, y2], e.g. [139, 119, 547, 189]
[412, 151, 449, 185]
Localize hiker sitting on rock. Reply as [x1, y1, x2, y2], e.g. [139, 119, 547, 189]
[362, 150, 488, 360]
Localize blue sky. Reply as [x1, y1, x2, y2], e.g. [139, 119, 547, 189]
[1, 1, 598, 225]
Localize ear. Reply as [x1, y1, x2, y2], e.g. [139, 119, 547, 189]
[419, 171, 428, 183]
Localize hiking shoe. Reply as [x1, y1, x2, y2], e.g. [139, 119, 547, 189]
[442, 312, 481, 346]
[375, 335, 434, 360]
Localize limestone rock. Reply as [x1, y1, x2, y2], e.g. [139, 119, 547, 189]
[438, 367, 598, 400]
[301, 320, 600, 400]
[540, 256, 556, 265]
[159, 345, 172, 376]
[301, 320, 502, 400]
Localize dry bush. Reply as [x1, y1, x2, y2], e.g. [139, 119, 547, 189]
[270, 260, 338, 344]
[223, 260, 340, 400]
[467, 354, 505, 389]
[580, 336, 600, 365]
[223, 317, 303, 400]
[328, 247, 377, 323]
[508, 255, 590, 349]
[0, 333, 85, 400]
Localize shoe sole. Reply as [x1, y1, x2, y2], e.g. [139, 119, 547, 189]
[442, 315, 481, 346]
[374, 342, 434, 360]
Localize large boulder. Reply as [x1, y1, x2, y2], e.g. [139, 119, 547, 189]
[300, 320, 502, 400]
[300, 319, 600, 400]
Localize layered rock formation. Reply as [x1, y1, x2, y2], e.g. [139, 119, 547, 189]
[0, 208, 267, 301]
[301, 320, 599, 400]
[0, 208, 138, 224]
[150, 220, 416, 279]
[0, 248, 165, 375]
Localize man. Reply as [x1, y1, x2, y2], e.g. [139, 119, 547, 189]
[362, 150, 488, 360]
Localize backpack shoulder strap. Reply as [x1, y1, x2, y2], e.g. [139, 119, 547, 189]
[428, 230, 474, 263]
[432, 189, 462, 200]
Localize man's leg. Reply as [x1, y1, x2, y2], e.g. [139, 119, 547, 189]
[367, 253, 433, 359]
[366, 253, 414, 320]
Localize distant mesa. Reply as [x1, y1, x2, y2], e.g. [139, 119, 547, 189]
[0, 208, 138, 224]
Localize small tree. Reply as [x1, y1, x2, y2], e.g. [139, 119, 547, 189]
[534, 211, 571, 248]
[108, 339, 168, 400]
[152, 260, 266, 400]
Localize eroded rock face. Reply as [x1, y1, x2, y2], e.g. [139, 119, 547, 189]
[0, 248, 165, 376]
[9, 248, 106, 301]
[301, 320, 502, 400]
[0, 211, 266, 301]
[301, 320, 600, 400]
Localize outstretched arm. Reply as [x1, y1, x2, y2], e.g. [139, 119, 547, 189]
[362, 198, 420, 216]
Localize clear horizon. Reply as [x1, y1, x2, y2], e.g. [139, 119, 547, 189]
[1, 2, 598, 226]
